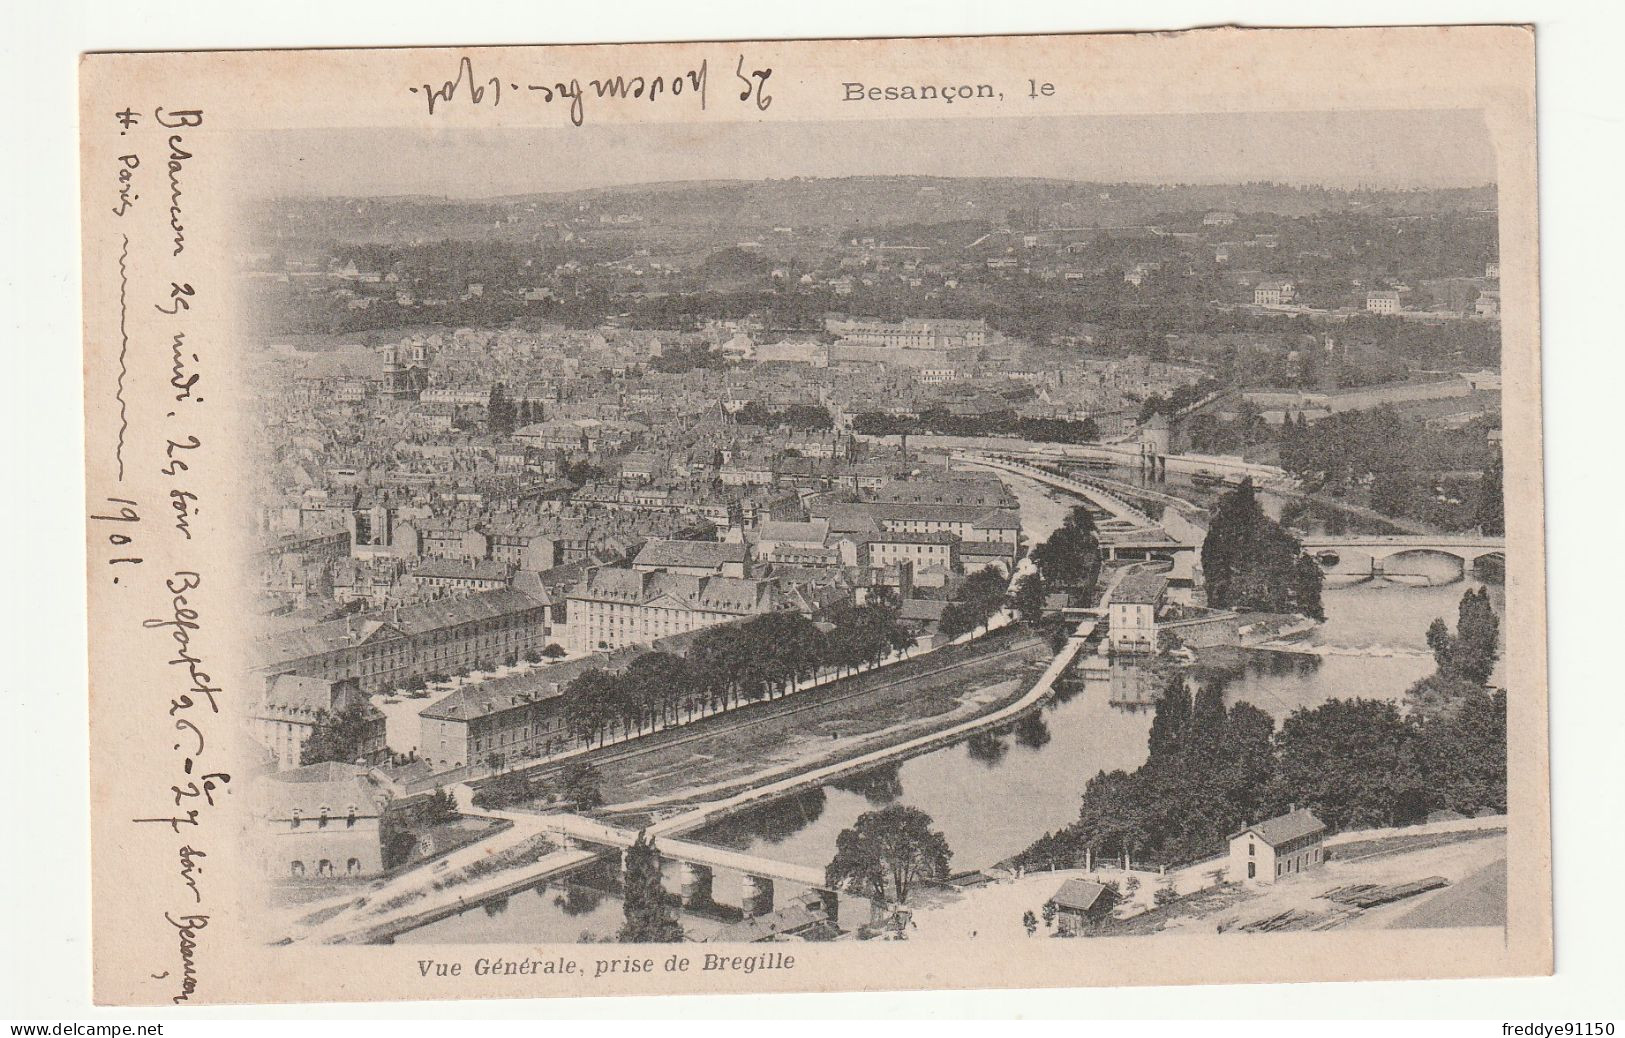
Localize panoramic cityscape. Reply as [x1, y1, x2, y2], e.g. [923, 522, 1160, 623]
[245, 145, 1510, 946]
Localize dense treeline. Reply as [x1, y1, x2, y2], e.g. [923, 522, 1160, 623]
[1017, 588, 1505, 871]
[1278, 409, 1501, 531]
[731, 401, 834, 431]
[1278, 408, 1496, 485]
[852, 409, 1099, 444]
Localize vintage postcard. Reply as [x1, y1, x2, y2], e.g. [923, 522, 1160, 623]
[79, 25, 1549, 1006]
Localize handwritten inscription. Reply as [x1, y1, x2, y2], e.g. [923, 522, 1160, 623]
[159, 912, 208, 1004]
[409, 54, 772, 126]
[156, 108, 203, 257]
[98, 101, 227, 1007]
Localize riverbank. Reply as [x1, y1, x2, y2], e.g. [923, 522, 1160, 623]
[595, 628, 1056, 821]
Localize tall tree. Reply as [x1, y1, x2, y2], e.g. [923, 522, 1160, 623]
[300, 702, 383, 766]
[1066, 769, 1147, 864]
[1029, 505, 1103, 597]
[1146, 672, 1192, 760]
[1427, 587, 1500, 685]
[618, 832, 683, 943]
[1201, 478, 1324, 620]
[1218, 702, 1278, 829]
[1011, 571, 1047, 624]
[559, 760, 604, 811]
[1475, 454, 1505, 536]
[487, 382, 515, 436]
[825, 804, 952, 905]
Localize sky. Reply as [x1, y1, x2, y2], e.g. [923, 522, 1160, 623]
[242, 109, 1495, 198]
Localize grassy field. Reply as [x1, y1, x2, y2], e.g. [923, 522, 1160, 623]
[590, 632, 1054, 813]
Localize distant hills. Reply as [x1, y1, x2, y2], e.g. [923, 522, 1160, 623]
[252, 175, 1496, 245]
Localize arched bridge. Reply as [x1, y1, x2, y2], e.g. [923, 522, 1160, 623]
[1301, 535, 1505, 566]
[1101, 532, 1505, 586]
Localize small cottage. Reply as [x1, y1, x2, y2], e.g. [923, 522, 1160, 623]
[1045, 878, 1117, 934]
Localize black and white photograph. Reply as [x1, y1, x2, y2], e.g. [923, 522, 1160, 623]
[242, 111, 1515, 950]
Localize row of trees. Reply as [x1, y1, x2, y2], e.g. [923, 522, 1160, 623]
[851, 410, 1100, 444]
[731, 400, 834, 431]
[1017, 587, 1505, 871]
[561, 604, 916, 749]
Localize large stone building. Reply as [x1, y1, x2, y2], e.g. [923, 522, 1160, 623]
[808, 499, 1022, 546]
[262, 762, 402, 880]
[631, 539, 750, 578]
[417, 626, 726, 772]
[871, 474, 1015, 509]
[255, 587, 557, 694]
[864, 530, 960, 574]
[564, 568, 799, 654]
[1366, 289, 1401, 315]
[418, 662, 579, 772]
[824, 317, 988, 351]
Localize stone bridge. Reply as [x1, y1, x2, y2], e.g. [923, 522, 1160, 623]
[542, 814, 834, 920]
[1098, 532, 1505, 583]
[1300, 535, 1505, 579]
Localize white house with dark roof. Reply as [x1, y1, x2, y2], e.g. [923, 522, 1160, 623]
[1107, 573, 1167, 654]
[1229, 807, 1328, 884]
[1253, 279, 1296, 306]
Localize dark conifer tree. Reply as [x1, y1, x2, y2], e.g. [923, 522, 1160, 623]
[618, 832, 683, 943]
[1147, 672, 1192, 761]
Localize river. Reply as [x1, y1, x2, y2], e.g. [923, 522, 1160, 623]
[687, 578, 1505, 873]
[398, 576, 1503, 944]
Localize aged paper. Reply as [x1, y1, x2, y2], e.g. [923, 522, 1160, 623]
[80, 25, 1549, 1006]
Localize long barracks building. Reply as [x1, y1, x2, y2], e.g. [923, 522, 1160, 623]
[254, 587, 559, 694]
